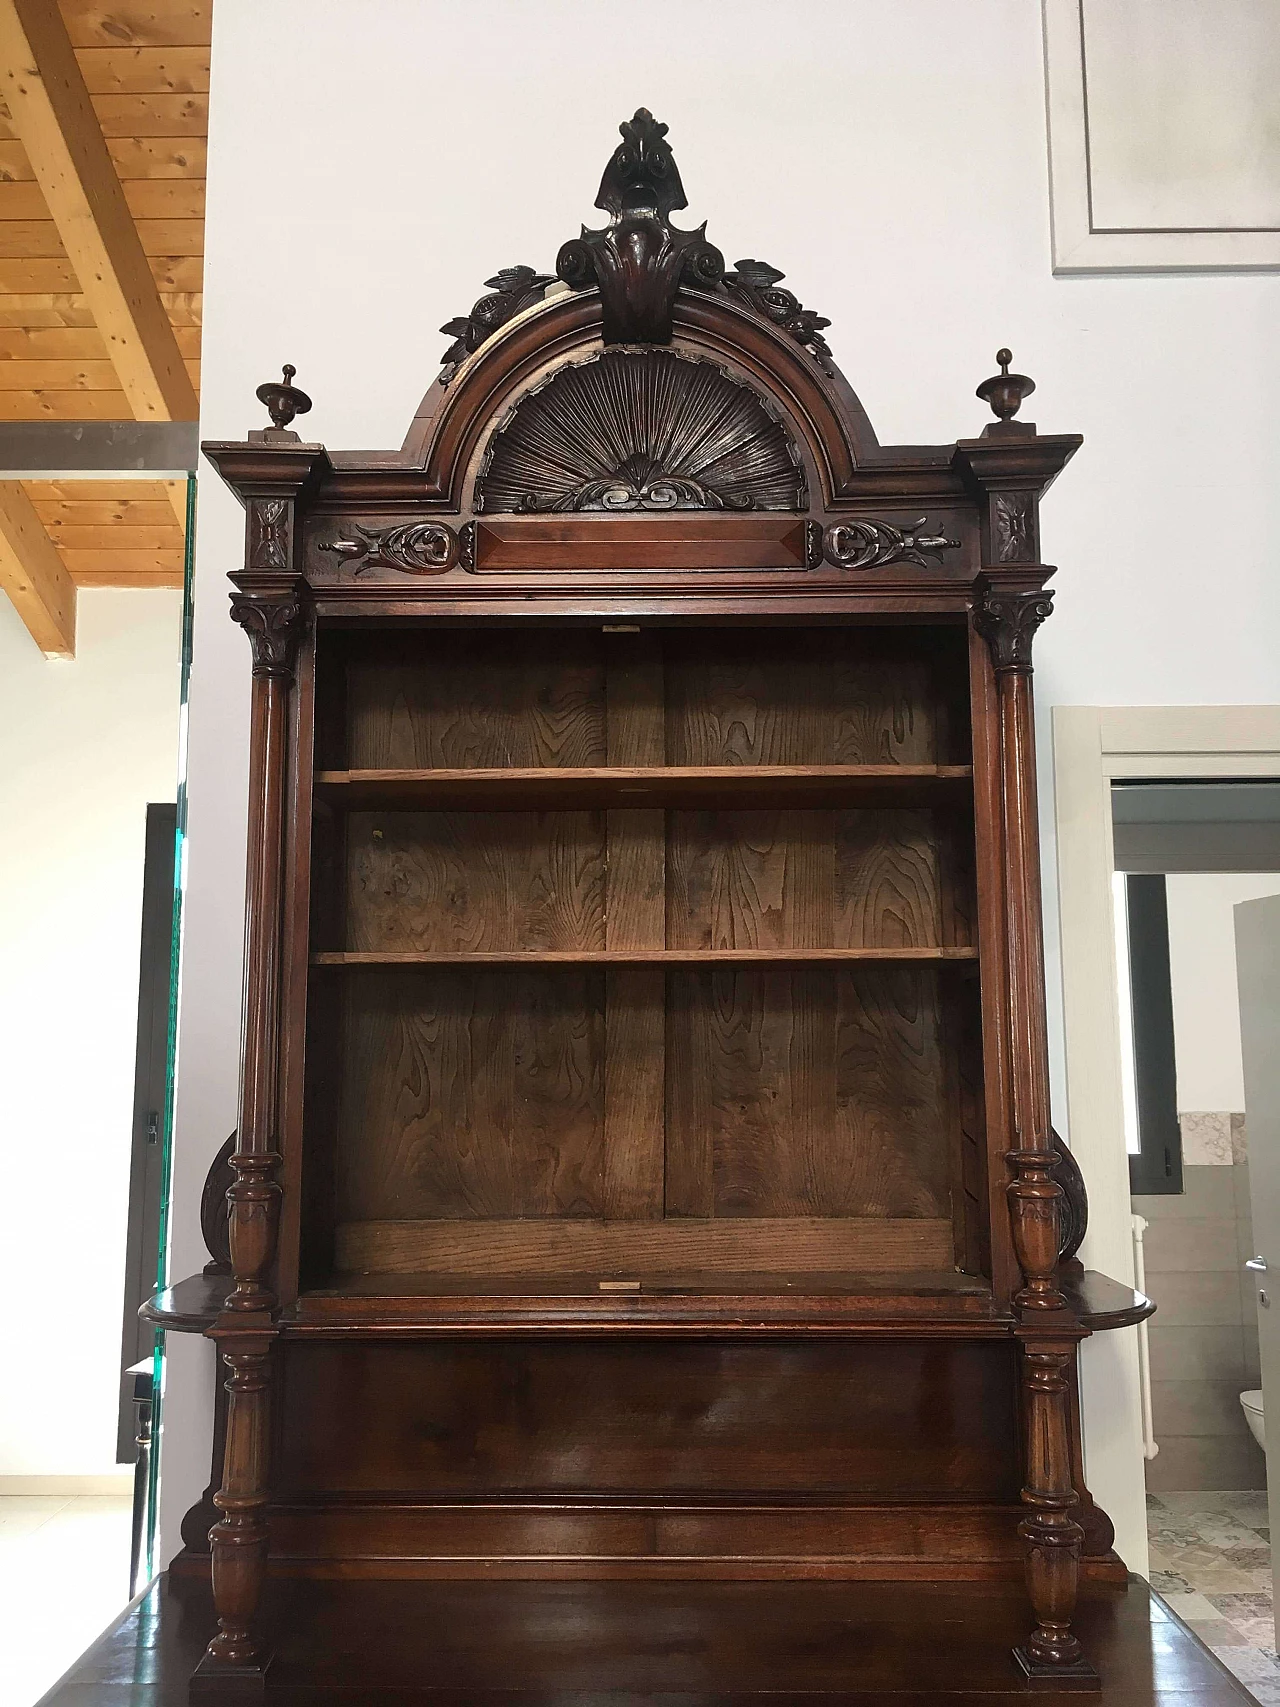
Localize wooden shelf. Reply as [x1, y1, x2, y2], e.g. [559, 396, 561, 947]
[315, 764, 973, 811]
[311, 947, 979, 966]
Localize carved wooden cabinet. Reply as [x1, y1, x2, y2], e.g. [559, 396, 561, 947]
[155, 109, 1153, 1699]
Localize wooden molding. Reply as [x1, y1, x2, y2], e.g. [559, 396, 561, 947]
[0, 477, 74, 654]
[0, 0, 197, 531]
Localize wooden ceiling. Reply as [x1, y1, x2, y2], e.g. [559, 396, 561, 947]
[0, 0, 209, 655]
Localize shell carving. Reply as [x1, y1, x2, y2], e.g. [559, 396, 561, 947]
[475, 349, 805, 514]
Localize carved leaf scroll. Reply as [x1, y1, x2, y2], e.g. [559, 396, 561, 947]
[439, 265, 554, 381]
[823, 517, 960, 571]
[724, 259, 835, 375]
[475, 348, 806, 514]
[320, 522, 459, 575]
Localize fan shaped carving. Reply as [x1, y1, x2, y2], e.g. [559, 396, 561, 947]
[474, 349, 806, 514]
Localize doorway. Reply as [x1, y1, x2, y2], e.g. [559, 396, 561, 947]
[1109, 782, 1280, 1688]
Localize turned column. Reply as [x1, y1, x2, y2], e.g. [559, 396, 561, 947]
[975, 570, 1095, 1689]
[197, 546, 307, 1687]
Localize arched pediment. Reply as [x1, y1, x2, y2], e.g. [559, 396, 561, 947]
[393, 107, 883, 509]
[398, 281, 881, 511]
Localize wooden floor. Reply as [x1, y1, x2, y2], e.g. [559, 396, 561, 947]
[39, 1573, 1254, 1705]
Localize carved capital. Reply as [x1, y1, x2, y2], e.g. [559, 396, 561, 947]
[230, 590, 307, 679]
[974, 583, 1053, 674]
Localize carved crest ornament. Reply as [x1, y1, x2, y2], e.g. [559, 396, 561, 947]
[438, 108, 835, 382]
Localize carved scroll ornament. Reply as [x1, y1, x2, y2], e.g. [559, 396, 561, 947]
[321, 521, 460, 574]
[823, 516, 960, 571]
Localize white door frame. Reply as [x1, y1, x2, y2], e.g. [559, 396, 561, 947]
[1053, 706, 1280, 1579]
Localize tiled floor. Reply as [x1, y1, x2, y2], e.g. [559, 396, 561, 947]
[1149, 1489, 1277, 1703]
[0, 1493, 134, 1707]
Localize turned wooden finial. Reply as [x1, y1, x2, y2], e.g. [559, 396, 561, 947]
[976, 347, 1035, 431]
[254, 363, 312, 434]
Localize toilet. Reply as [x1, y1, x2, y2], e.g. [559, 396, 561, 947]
[1241, 1389, 1266, 1450]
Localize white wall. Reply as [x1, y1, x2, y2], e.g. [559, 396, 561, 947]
[1168, 874, 1280, 1113]
[164, 0, 1280, 1567]
[0, 588, 181, 1476]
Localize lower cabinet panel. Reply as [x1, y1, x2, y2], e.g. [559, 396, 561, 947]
[272, 1337, 1024, 1575]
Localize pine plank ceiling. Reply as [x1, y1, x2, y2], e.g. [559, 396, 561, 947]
[0, 0, 209, 655]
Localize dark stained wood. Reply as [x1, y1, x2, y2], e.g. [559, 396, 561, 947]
[344, 809, 607, 953]
[312, 947, 980, 964]
[39, 1574, 1253, 1705]
[666, 966, 954, 1222]
[334, 967, 605, 1223]
[332, 1213, 955, 1276]
[345, 629, 607, 770]
[274, 1338, 1020, 1500]
[191, 106, 1112, 1694]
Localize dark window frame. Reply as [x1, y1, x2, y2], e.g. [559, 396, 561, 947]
[1124, 872, 1183, 1196]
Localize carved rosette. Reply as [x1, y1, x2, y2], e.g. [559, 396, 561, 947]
[320, 521, 459, 575]
[974, 584, 1054, 674]
[230, 591, 308, 678]
[248, 497, 290, 571]
[823, 517, 960, 571]
[992, 491, 1036, 563]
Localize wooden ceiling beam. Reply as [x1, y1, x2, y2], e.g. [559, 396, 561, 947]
[0, 0, 196, 530]
[0, 476, 74, 655]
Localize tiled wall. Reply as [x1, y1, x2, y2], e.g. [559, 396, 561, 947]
[1134, 1113, 1266, 1491]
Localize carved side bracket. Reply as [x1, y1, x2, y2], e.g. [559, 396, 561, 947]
[229, 587, 308, 678]
[824, 516, 960, 571]
[320, 521, 459, 575]
[974, 582, 1054, 674]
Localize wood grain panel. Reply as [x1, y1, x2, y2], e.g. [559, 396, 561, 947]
[604, 628, 663, 765]
[335, 969, 605, 1223]
[666, 967, 952, 1220]
[268, 1502, 1025, 1575]
[665, 631, 943, 767]
[276, 1338, 1018, 1498]
[334, 1214, 953, 1277]
[605, 808, 664, 951]
[667, 809, 951, 952]
[602, 967, 664, 1219]
[667, 810, 831, 950]
[346, 632, 607, 770]
[835, 809, 946, 948]
[61, 2, 212, 48]
[345, 811, 606, 954]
